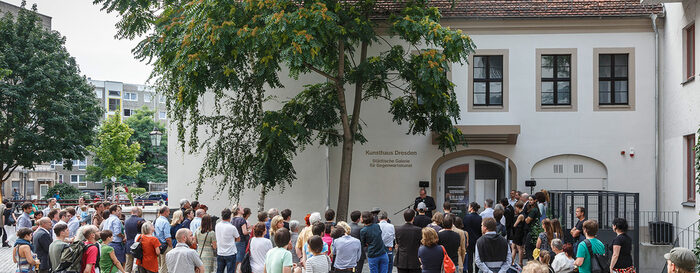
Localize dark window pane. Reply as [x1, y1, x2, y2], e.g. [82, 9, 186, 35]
[542, 92, 554, 105]
[474, 82, 486, 93]
[490, 82, 502, 93]
[557, 55, 571, 68]
[474, 82, 486, 105]
[614, 54, 628, 65]
[489, 56, 503, 68]
[558, 92, 570, 104]
[614, 65, 628, 77]
[474, 56, 486, 68]
[557, 66, 570, 78]
[474, 93, 486, 105]
[542, 66, 554, 78]
[600, 66, 611, 78]
[599, 81, 611, 92]
[615, 91, 628, 104]
[557, 81, 571, 93]
[599, 92, 611, 104]
[614, 81, 628, 92]
[542, 82, 554, 93]
[599, 54, 611, 66]
[489, 67, 503, 79]
[489, 91, 502, 105]
[474, 68, 486, 79]
[542, 56, 554, 67]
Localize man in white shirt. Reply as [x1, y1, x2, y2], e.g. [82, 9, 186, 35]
[479, 199, 495, 219]
[42, 198, 60, 216]
[508, 191, 519, 207]
[190, 209, 205, 232]
[166, 228, 204, 273]
[215, 208, 240, 273]
[550, 238, 574, 273]
[377, 211, 395, 272]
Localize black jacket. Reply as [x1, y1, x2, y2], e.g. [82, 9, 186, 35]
[413, 196, 436, 217]
[33, 227, 53, 270]
[394, 223, 422, 269]
[462, 212, 482, 253]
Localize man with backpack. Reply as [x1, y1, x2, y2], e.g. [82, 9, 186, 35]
[49, 223, 69, 272]
[574, 220, 606, 273]
[81, 225, 101, 273]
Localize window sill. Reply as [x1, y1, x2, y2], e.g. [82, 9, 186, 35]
[538, 105, 577, 112]
[681, 201, 696, 208]
[681, 76, 695, 86]
[594, 104, 635, 111]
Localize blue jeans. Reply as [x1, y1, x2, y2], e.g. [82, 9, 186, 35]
[386, 250, 394, 273]
[235, 241, 247, 262]
[110, 241, 126, 264]
[217, 254, 237, 273]
[368, 253, 389, 273]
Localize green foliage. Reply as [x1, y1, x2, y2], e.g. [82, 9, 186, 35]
[129, 187, 147, 196]
[121, 106, 167, 188]
[87, 113, 144, 185]
[44, 183, 85, 200]
[0, 2, 103, 199]
[95, 0, 475, 204]
[529, 221, 544, 248]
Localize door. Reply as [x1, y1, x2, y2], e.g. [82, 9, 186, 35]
[40, 184, 49, 198]
[474, 179, 498, 208]
[444, 164, 469, 218]
[437, 155, 508, 216]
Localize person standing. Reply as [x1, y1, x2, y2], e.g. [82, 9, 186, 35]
[215, 208, 241, 273]
[81, 226, 101, 273]
[290, 220, 301, 264]
[13, 227, 40, 273]
[195, 215, 217, 273]
[265, 228, 297, 273]
[474, 218, 511, 273]
[190, 209, 205, 234]
[166, 228, 204, 273]
[42, 198, 58, 217]
[251, 222, 274, 273]
[104, 205, 127, 265]
[331, 225, 361, 272]
[550, 239, 574, 273]
[66, 207, 80, 238]
[305, 236, 332, 273]
[394, 210, 422, 273]
[508, 191, 518, 207]
[232, 205, 251, 265]
[125, 207, 144, 273]
[414, 189, 436, 218]
[136, 221, 162, 273]
[570, 207, 586, 248]
[169, 210, 185, 243]
[17, 202, 34, 230]
[453, 218, 468, 272]
[573, 220, 605, 273]
[609, 218, 635, 273]
[1, 200, 11, 247]
[438, 215, 460, 267]
[360, 211, 389, 273]
[281, 209, 292, 230]
[413, 203, 431, 229]
[49, 223, 69, 272]
[349, 211, 366, 273]
[479, 199, 494, 219]
[499, 198, 515, 240]
[377, 211, 395, 272]
[99, 230, 127, 273]
[33, 217, 53, 273]
[181, 209, 194, 230]
[664, 247, 697, 273]
[417, 228, 442, 273]
[462, 202, 482, 273]
[154, 206, 172, 273]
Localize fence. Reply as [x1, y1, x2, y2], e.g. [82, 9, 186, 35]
[548, 190, 640, 269]
[639, 210, 679, 245]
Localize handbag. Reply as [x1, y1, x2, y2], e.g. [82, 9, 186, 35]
[131, 235, 144, 260]
[240, 237, 253, 273]
[441, 246, 456, 273]
[585, 239, 610, 273]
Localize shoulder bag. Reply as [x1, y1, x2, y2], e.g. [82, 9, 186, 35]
[441, 246, 456, 273]
[199, 232, 209, 258]
[585, 239, 610, 273]
[241, 237, 253, 273]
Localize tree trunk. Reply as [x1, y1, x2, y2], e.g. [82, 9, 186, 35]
[257, 187, 267, 212]
[336, 137, 354, 222]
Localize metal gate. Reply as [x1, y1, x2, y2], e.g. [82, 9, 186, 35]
[549, 190, 640, 270]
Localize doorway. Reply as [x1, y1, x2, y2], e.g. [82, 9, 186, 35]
[436, 156, 509, 218]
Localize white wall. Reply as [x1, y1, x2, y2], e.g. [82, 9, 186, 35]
[169, 24, 659, 224]
[660, 1, 700, 230]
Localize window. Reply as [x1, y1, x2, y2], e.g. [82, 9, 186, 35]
[687, 24, 695, 81]
[124, 108, 133, 117]
[541, 55, 571, 105]
[12, 181, 19, 192]
[108, 98, 120, 112]
[144, 93, 152, 102]
[159, 95, 166, 103]
[26, 181, 34, 195]
[468, 49, 509, 112]
[159, 111, 167, 119]
[95, 89, 103, 99]
[71, 175, 87, 188]
[685, 134, 697, 203]
[72, 159, 87, 170]
[472, 55, 503, 106]
[123, 92, 137, 101]
[58, 174, 63, 183]
[50, 160, 59, 169]
[108, 90, 120, 97]
[593, 48, 635, 111]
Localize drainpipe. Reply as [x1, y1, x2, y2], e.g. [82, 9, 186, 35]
[325, 146, 331, 211]
[651, 13, 660, 216]
[505, 158, 510, 194]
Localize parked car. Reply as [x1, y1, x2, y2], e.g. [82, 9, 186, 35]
[136, 192, 168, 205]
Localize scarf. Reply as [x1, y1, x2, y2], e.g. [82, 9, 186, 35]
[14, 238, 34, 253]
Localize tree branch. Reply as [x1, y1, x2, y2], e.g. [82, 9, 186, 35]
[304, 63, 338, 83]
[1, 164, 19, 182]
[350, 41, 368, 135]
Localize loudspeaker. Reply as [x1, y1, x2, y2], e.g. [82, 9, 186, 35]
[419, 181, 429, 188]
[525, 180, 537, 187]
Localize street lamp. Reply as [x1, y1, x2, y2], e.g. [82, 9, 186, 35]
[150, 127, 163, 147]
[111, 176, 117, 202]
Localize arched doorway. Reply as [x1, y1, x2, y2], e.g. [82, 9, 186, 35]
[530, 154, 608, 191]
[431, 150, 517, 218]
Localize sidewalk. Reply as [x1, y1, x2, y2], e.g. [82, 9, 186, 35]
[0, 225, 16, 272]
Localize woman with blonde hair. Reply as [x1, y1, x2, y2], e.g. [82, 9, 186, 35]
[169, 210, 184, 240]
[427, 212, 443, 233]
[537, 219, 560, 254]
[335, 221, 352, 234]
[523, 261, 550, 273]
[417, 227, 443, 273]
[270, 215, 285, 238]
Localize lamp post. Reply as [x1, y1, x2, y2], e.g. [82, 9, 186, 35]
[111, 176, 117, 202]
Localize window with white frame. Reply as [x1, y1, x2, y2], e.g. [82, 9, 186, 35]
[95, 89, 103, 99]
[108, 90, 121, 97]
[123, 92, 138, 101]
[58, 174, 63, 183]
[144, 93, 152, 102]
[72, 159, 87, 170]
[70, 174, 86, 184]
[124, 108, 134, 117]
[159, 95, 166, 103]
[159, 111, 167, 119]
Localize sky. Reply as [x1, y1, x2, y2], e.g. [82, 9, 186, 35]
[4, 0, 153, 84]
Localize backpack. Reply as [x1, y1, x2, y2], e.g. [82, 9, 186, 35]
[584, 239, 610, 273]
[56, 241, 100, 273]
[131, 235, 144, 260]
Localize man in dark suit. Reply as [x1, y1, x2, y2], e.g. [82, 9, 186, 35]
[413, 188, 436, 217]
[395, 209, 422, 273]
[349, 210, 366, 273]
[462, 202, 482, 273]
[33, 217, 53, 273]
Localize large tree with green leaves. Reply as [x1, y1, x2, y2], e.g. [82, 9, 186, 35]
[86, 113, 144, 196]
[95, 0, 474, 219]
[122, 106, 167, 189]
[0, 3, 102, 201]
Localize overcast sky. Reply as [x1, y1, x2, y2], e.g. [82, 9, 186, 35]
[4, 0, 153, 84]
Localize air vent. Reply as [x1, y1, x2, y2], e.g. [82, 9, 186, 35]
[553, 164, 564, 173]
[574, 164, 584, 173]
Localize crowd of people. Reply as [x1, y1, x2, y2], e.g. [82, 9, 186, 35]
[1, 189, 697, 273]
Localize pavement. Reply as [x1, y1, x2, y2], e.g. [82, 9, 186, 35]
[0, 225, 17, 272]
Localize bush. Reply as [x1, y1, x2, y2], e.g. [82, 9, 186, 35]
[44, 183, 84, 200]
[129, 187, 147, 196]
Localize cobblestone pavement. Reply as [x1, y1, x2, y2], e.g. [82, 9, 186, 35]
[0, 225, 16, 273]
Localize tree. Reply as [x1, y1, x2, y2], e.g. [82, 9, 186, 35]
[0, 2, 102, 202]
[95, 0, 474, 220]
[44, 183, 84, 200]
[86, 113, 144, 198]
[122, 106, 167, 189]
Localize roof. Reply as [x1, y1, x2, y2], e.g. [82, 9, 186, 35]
[373, 0, 664, 19]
